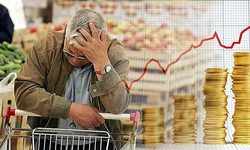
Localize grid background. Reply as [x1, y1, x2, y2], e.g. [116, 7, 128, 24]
[133, 1, 250, 149]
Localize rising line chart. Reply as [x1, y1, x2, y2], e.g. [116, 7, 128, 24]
[112, 25, 250, 93]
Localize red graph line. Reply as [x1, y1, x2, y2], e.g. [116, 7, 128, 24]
[117, 26, 250, 93]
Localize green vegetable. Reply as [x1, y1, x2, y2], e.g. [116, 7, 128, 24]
[0, 43, 8, 51]
[2, 41, 9, 47]
[11, 69, 20, 74]
[0, 42, 27, 80]
[0, 62, 22, 70]
[8, 55, 15, 61]
[0, 56, 4, 65]
[14, 49, 24, 55]
[13, 59, 22, 64]
[0, 48, 12, 57]
[0, 54, 9, 63]
[0, 48, 21, 59]
[7, 44, 18, 51]
[0, 70, 5, 76]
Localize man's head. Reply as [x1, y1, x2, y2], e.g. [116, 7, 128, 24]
[63, 9, 108, 66]
[65, 9, 107, 45]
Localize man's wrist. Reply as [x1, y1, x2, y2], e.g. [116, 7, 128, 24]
[96, 64, 112, 75]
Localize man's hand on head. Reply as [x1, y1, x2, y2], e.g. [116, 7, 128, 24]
[73, 22, 110, 72]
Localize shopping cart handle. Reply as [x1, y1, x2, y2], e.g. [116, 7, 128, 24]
[5, 107, 140, 128]
[99, 111, 140, 129]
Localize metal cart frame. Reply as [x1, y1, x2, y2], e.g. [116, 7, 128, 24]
[0, 107, 140, 150]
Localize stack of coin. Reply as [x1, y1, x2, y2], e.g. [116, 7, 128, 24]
[232, 52, 250, 144]
[141, 107, 165, 144]
[172, 95, 197, 144]
[203, 68, 228, 144]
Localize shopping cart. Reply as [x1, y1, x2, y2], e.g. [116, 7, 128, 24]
[0, 107, 140, 150]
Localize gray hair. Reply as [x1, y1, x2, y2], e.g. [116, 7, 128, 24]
[65, 9, 107, 45]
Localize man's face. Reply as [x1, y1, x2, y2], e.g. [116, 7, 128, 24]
[63, 38, 91, 66]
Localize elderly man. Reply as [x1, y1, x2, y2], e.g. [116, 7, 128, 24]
[14, 9, 131, 149]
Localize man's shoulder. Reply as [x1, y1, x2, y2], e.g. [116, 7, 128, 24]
[34, 30, 65, 51]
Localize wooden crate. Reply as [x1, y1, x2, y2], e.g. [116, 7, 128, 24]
[22, 33, 37, 53]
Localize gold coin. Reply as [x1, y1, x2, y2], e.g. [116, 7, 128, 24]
[234, 61, 250, 65]
[233, 113, 250, 119]
[143, 126, 165, 132]
[233, 135, 250, 138]
[203, 139, 226, 145]
[142, 139, 165, 145]
[142, 134, 165, 141]
[233, 52, 250, 57]
[204, 99, 227, 104]
[173, 141, 196, 144]
[233, 142, 250, 145]
[204, 114, 228, 119]
[173, 95, 196, 100]
[231, 75, 250, 80]
[232, 86, 250, 91]
[204, 81, 226, 84]
[142, 114, 165, 118]
[173, 128, 196, 133]
[204, 102, 227, 107]
[174, 109, 196, 113]
[234, 56, 250, 61]
[142, 107, 165, 112]
[203, 123, 225, 128]
[202, 90, 226, 95]
[205, 68, 228, 73]
[235, 107, 250, 111]
[204, 107, 228, 111]
[203, 127, 226, 132]
[141, 121, 165, 127]
[234, 130, 250, 135]
[234, 92, 250, 97]
[233, 136, 250, 144]
[173, 131, 196, 136]
[142, 130, 165, 135]
[206, 71, 228, 75]
[173, 136, 196, 141]
[205, 74, 228, 79]
[232, 84, 250, 88]
[203, 120, 226, 126]
[232, 80, 250, 84]
[203, 85, 226, 90]
[204, 134, 226, 139]
[205, 95, 228, 99]
[234, 99, 250, 104]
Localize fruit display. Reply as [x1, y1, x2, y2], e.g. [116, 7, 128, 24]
[108, 19, 198, 53]
[0, 41, 27, 80]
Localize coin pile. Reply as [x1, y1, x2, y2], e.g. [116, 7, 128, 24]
[141, 107, 165, 144]
[232, 52, 250, 144]
[172, 95, 197, 144]
[203, 68, 228, 144]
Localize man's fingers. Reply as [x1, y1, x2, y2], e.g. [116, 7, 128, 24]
[96, 114, 105, 124]
[100, 30, 107, 42]
[92, 120, 101, 127]
[92, 106, 101, 113]
[89, 22, 98, 38]
[78, 28, 92, 41]
[74, 36, 88, 46]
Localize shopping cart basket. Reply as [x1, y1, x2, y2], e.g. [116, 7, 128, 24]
[0, 107, 140, 150]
